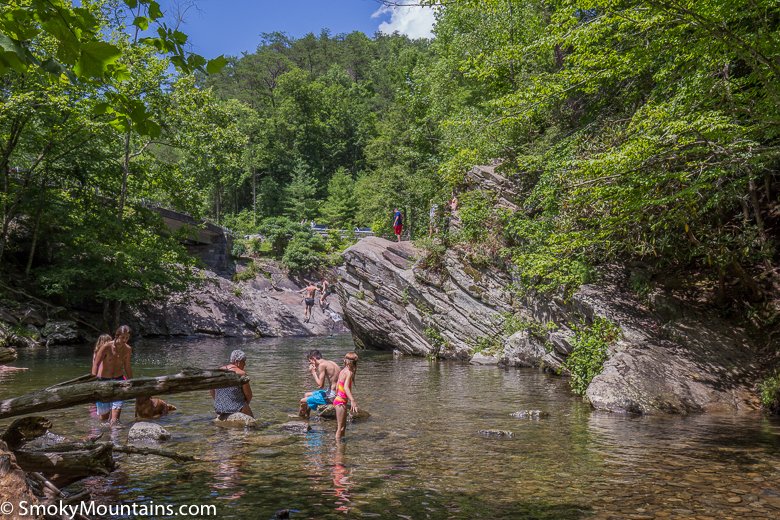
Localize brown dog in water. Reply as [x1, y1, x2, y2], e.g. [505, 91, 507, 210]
[135, 396, 177, 420]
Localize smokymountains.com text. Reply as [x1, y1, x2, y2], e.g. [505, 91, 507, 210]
[1, 500, 218, 518]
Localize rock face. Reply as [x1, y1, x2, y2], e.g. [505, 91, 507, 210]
[41, 320, 80, 346]
[338, 237, 762, 415]
[338, 237, 513, 358]
[127, 265, 347, 338]
[128, 422, 171, 442]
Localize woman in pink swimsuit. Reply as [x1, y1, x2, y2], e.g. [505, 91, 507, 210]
[334, 352, 358, 442]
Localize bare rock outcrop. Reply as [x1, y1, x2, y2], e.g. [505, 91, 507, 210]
[337, 237, 761, 414]
[128, 267, 346, 338]
[338, 237, 513, 358]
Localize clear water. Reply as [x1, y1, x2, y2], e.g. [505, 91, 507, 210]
[2, 335, 779, 519]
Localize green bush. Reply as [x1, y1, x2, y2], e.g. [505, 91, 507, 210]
[258, 217, 308, 258]
[415, 237, 446, 271]
[472, 335, 502, 356]
[564, 317, 621, 396]
[281, 232, 327, 273]
[233, 260, 259, 282]
[759, 372, 780, 414]
[457, 190, 494, 243]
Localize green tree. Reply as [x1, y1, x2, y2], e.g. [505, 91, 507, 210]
[284, 160, 319, 222]
[320, 167, 357, 228]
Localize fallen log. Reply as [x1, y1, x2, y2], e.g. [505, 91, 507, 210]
[25, 440, 199, 463]
[13, 443, 115, 477]
[112, 444, 200, 462]
[1, 416, 52, 450]
[0, 368, 249, 420]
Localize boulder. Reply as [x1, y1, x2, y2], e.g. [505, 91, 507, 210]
[470, 352, 499, 365]
[278, 421, 310, 434]
[501, 331, 547, 367]
[478, 429, 514, 438]
[213, 412, 258, 429]
[41, 320, 80, 346]
[511, 410, 549, 420]
[127, 422, 171, 442]
[548, 329, 574, 355]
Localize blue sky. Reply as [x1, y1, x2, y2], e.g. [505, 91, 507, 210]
[170, 0, 436, 59]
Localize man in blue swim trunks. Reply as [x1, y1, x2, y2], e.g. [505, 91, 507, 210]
[298, 349, 340, 418]
[91, 325, 133, 424]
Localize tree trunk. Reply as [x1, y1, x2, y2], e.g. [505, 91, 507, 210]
[0, 368, 249, 420]
[25, 177, 47, 276]
[118, 131, 132, 223]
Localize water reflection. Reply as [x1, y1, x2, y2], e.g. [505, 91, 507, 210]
[2, 336, 780, 519]
[209, 433, 248, 500]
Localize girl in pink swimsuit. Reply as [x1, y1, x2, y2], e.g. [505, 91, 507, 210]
[334, 352, 358, 442]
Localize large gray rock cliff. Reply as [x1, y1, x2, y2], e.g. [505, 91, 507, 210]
[337, 237, 760, 415]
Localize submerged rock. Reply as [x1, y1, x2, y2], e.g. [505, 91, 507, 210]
[278, 421, 310, 434]
[315, 404, 371, 421]
[478, 429, 514, 438]
[214, 412, 258, 429]
[511, 410, 549, 420]
[128, 422, 170, 442]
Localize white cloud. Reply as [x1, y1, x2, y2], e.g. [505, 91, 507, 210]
[372, 4, 436, 39]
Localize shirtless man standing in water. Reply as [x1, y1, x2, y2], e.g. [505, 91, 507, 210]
[91, 325, 133, 424]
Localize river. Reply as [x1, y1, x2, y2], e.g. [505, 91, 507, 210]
[1, 335, 779, 519]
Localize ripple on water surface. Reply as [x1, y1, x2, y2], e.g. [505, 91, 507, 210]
[2, 335, 779, 519]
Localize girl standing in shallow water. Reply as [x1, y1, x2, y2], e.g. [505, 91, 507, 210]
[334, 352, 358, 442]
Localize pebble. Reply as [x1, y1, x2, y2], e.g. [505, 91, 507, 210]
[726, 496, 742, 504]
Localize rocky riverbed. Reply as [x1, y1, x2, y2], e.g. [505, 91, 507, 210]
[337, 236, 762, 414]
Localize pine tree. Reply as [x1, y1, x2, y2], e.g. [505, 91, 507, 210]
[320, 168, 358, 228]
[284, 159, 319, 222]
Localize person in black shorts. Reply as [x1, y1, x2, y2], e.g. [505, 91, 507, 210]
[300, 282, 318, 323]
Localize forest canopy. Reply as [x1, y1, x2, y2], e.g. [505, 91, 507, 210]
[1, 0, 778, 322]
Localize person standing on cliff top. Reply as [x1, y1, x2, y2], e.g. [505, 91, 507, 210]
[392, 208, 403, 242]
[91, 325, 133, 424]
